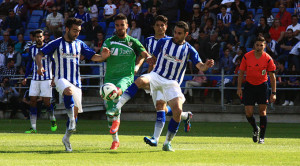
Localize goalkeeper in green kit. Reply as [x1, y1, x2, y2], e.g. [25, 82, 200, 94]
[97, 14, 151, 150]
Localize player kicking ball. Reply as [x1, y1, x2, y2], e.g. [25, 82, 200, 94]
[36, 18, 110, 152]
[22, 29, 57, 133]
[109, 21, 214, 151]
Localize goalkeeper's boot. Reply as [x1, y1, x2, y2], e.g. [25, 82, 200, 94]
[25, 128, 37, 133]
[51, 120, 57, 132]
[110, 141, 120, 150]
[144, 136, 158, 147]
[183, 112, 193, 132]
[162, 143, 174, 152]
[110, 120, 120, 134]
[252, 127, 260, 143]
[62, 135, 72, 152]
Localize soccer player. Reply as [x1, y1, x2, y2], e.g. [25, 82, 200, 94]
[109, 21, 214, 151]
[22, 29, 57, 133]
[237, 36, 276, 144]
[143, 15, 193, 147]
[36, 18, 110, 152]
[98, 14, 150, 150]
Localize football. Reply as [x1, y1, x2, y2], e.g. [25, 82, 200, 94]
[100, 83, 118, 101]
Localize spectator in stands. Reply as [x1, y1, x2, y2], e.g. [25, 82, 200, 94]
[278, 28, 299, 62]
[200, 7, 216, 28]
[219, 47, 235, 74]
[64, 0, 76, 17]
[216, 19, 230, 48]
[203, 17, 215, 36]
[281, 63, 299, 106]
[0, 77, 20, 119]
[14, 33, 26, 55]
[189, 4, 202, 27]
[289, 37, 300, 71]
[269, 18, 286, 42]
[13, 0, 27, 22]
[147, 0, 162, 12]
[119, 0, 130, 17]
[127, 19, 142, 41]
[103, 0, 117, 28]
[205, 0, 222, 15]
[75, 4, 91, 34]
[85, 17, 103, 44]
[46, 6, 63, 35]
[0, 0, 16, 16]
[286, 15, 300, 40]
[230, 0, 247, 21]
[134, 0, 142, 14]
[275, 60, 287, 105]
[217, 4, 231, 27]
[264, 33, 278, 59]
[2, 10, 23, 36]
[87, 0, 98, 19]
[239, 17, 256, 48]
[275, 0, 294, 8]
[203, 31, 220, 62]
[276, 4, 292, 28]
[0, 31, 13, 54]
[43, 31, 51, 44]
[295, 0, 300, 17]
[40, 0, 55, 13]
[143, 6, 158, 36]
[256, 16, 271, 38]
[24, 31, 35, 53]
[159, 0, 179, 34]
[184, 70, 207, 97]
[263, 7, 275, 27]
[229, 15, 242, 44]
[5, 44, 21, 68]
[93, 31, 104, 54]
[0, 51, 5, 67]
[128, 4, 144, 28]
[187, 20, 200, 43]
[0, 58, 16, 82]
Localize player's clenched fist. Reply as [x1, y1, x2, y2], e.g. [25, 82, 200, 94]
[101, 47, 111, 59]
[205, 59, 214, 68]
[37, 67, 45, 76]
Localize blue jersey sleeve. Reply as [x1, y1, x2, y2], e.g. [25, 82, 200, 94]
[189, 46, 201, 66]
[152, 38, 165, 58]
[41, 39, 60, 58]
[80, 41, 95, 60]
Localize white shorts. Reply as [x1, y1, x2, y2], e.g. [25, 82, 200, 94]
[29, 80, 52, 97]
[55, 78, 83, 113]
[142, 72, 185, 106]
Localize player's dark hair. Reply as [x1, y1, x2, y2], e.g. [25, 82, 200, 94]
[220, 4, 227, 10]
[254, 36, 266, 43]
[65, 17, 83, 29]
[34, 29, 44, 36]
[30, 31, 35, 36]
[114, 13, 127, 22]
[175, 21, 189, 33]
[155, 15, 168, 25]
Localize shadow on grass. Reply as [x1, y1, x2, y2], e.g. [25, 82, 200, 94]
[0, 150, 160, 154]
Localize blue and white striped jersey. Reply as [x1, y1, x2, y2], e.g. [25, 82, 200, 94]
[40, 37, 95, 88]
[145, 36, 170, 54]
[152, 38, 201, 84]
[217, 13, 232, 24]
[25, 44, 53, 81]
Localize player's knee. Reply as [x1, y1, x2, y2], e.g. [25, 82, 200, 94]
[134, 78, 144, 88]
[63, 87, 73, 96]
[156, 100, 166, 110]
[259, 110, 267, 116]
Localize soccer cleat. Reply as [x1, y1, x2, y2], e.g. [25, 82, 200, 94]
[106, 107, 120, 117]
[144, 136, 158, 147]
[51, 120, 57, 132]
[258, 138, 265, 144]
[110, 141, 120, 150]
[25, 128, 37, 133]
[252, 127, 260, 143]
[110, 120, 120, 134]
[162, 143, 175, 152]
[68, 119, 76, 133]
[62, 135, 72, 152]
[183, 112, 193, 132]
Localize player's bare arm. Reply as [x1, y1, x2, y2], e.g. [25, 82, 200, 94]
[269, 71, 276, 103]
[91, 47, 111, 62]
[36, 51, 46, 76]
[237, 70, 245, 98]
[196, 59, 214, 72]
[135, 51, 151, 75]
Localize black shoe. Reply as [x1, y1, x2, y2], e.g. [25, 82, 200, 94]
[252, 127, 260, 143]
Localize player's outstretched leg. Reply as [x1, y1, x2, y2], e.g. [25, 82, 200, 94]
[144, 110, 165, 147]
[166, 106, 193, 132]
[25, 107, 37, 133]
[258, 116, 267, 144]
[162, 118, 180, 152]
[108, 115, 120, 150]
[47, 103, 57, 132]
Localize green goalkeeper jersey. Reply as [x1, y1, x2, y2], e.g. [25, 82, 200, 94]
[101, 35, 146, 81]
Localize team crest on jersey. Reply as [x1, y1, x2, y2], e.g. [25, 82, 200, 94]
[128, 42, 132, 47]
[262, 69, 266, 75]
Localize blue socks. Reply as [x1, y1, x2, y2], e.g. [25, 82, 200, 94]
[166, 106, 172, 116]
[125, 83, 139, 98]
[30, 107, 37, 115]
[64, 95, 74, 109]
[168, 118, 180, 133]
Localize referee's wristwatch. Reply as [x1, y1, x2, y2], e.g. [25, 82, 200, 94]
[272, 92, 276, 95]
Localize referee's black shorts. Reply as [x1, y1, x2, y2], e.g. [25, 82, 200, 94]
[243, 81, 269, 106]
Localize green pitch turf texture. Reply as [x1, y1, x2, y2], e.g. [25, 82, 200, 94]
[0, 119, 299, 166]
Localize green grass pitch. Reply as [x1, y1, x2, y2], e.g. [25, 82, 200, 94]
[0, 119, 299, 166]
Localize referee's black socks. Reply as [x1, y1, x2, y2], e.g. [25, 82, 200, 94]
[246, 116, 259, 131]
[259, 116, 267, 139]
